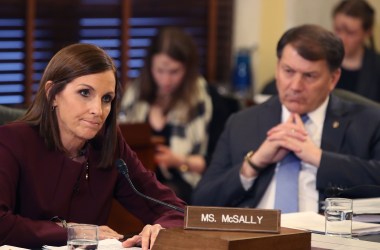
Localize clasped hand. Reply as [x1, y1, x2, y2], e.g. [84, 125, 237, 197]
[252, 113, 321, 169]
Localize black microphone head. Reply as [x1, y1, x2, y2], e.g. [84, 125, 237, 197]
[324, 186, 344, 198]
[325, 185, 380, 199]
[340, 185, 380, 199]
[115, 158, 128, 175]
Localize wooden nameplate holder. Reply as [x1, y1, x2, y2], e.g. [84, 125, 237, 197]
[153, 227, 311, 250]
[153, 206, 311, 250]
[184, 206, 280, 233]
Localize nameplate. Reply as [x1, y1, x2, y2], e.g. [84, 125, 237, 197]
[184, 206, 280, 233]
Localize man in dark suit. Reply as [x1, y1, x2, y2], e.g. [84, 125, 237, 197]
[192, 24, 380, 213]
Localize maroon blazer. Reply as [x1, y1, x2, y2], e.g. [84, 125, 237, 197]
[0, 122, 185, 248]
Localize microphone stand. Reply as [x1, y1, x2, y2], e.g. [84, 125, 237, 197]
[116, 159, 185, 213]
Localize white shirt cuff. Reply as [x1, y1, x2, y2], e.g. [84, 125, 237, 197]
[240, 174, 256, 191]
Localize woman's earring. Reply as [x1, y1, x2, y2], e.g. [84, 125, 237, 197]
[52, 105, 56, 111]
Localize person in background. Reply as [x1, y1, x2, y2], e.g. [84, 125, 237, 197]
[332, 0, 380, 102]
[119, 27, 239, 203]
[192, 24, 380, 213]
[0, 43, 185, 249]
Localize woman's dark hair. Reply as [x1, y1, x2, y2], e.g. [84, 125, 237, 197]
[138, 26, 200, 116]
[333, 0, 375, 50]
[20, 43, 121, 168]
[277, 24, 345, 72]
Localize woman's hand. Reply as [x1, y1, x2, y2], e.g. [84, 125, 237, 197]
[154, 145, 184, 169]
[97, 225, 124, 240]
[155, 145, 206, 173]
[60, 223, 123, 240]
[122, 224, 163, 250]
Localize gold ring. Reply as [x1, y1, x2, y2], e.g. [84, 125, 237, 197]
[291, 129, 295, 134]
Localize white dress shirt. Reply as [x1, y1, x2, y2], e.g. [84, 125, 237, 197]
[240, 97, 329, 212]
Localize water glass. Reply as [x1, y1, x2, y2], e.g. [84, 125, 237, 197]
[324, 198, 353, 238]
[67, 224, 98, 250]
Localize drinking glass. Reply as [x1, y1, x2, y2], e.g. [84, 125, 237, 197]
[67, 224, 98, 250]
[324, 198, 353, 238]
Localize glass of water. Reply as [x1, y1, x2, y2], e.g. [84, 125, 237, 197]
[324, 198, 353, 238]
[67, 224, 98, 249]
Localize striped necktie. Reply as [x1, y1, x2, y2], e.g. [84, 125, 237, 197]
[274, 114, 309, 213]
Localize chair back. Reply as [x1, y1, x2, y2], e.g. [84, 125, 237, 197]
[0, 105, 25, 125]
[332, 88, 380, 108]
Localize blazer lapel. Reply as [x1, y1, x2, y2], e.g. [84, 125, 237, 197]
[247, 97, 282, 207]
[321, 95, 351, 152]
[259, 96, 282, 135]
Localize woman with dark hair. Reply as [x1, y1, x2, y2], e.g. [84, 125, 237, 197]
[0, 43, 185, 249]
[119, 27, 214, 203]
[333, 0, 380, 102]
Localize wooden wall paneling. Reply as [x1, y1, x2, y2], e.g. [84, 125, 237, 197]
[120, 0, 131, 89]
[107, 1, 147, 232]
[207, 0, 218, 83]
[25, 0, 35, 107]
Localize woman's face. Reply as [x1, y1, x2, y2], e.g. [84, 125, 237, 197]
[151, 53, 186, 97]
[52, 70, 116, 147]
[333, 13, 370, 57]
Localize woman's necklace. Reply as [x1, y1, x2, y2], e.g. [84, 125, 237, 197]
[68, 144, 89, 180]
[85, 161, 89, 180]
[69, 147, 87, 160]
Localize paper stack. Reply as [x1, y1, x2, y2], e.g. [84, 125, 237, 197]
[282, 211, 380, 236]
[353, 198, 380, 223]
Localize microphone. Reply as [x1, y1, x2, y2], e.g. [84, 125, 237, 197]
[116, 159, 185, 213]
[325, 185, 380, 199]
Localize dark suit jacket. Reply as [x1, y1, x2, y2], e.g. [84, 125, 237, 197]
[192, 95, 380, 208]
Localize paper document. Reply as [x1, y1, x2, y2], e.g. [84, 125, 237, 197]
[353, 198, 380, 223]
[353, 197, 380, 214]
[0, 246, 29, 250]
[42, 238, 141, 250]
[311, 233, 380, 250]
[282, 212, 380, 236]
